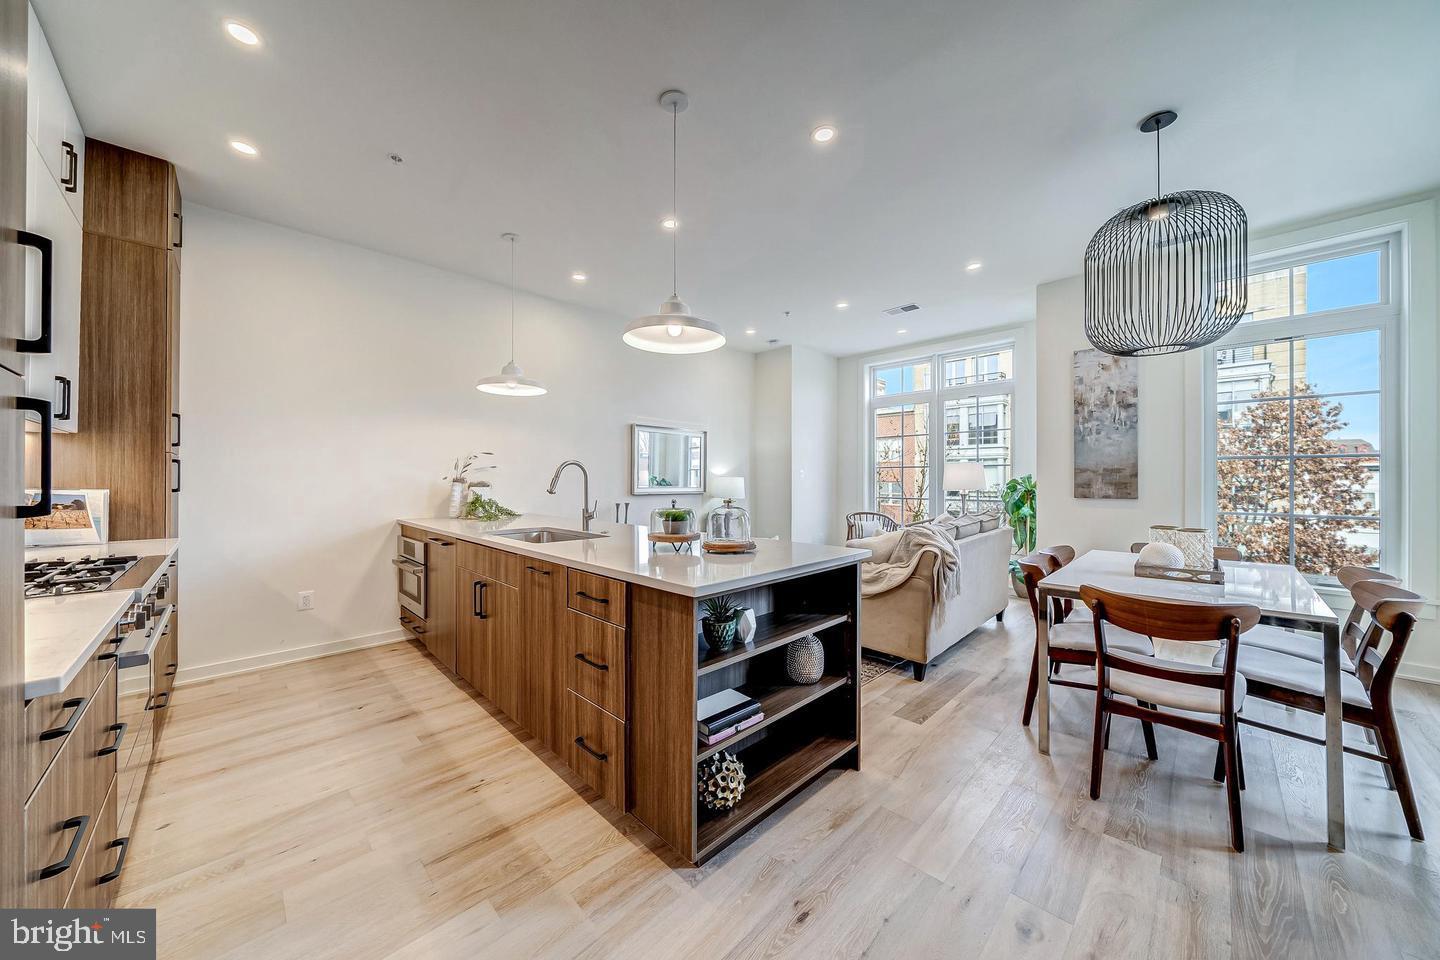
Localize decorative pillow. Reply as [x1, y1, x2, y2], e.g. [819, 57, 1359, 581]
[978, 514, 1000, 532]
[936, 515, 982, 541]
[847, 529, 903, 563]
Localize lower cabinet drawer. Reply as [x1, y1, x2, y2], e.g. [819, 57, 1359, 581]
[24, 632, 119, 797]
[116, 706, 154, 839]
[458, 541, 521, 587]
[65, 775, 120, 910]
[564, 691, 626, 809]
[567, 611, 627, 720]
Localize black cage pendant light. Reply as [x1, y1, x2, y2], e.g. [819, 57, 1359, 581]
[1084, 110, 1248, 357]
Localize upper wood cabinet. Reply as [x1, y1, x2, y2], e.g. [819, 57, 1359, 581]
[82, 141, 175, 251]
[33, 139, 182, 540]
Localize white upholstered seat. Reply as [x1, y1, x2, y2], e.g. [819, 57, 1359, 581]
[1232, 645, 1370, 708]
[1240, 624, 1355, 673]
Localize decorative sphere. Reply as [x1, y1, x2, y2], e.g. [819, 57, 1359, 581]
[1138, 542, 1186, 568]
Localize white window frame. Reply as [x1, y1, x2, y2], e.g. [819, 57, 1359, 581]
[866, 338, 1017, 521]
[1200, 233, 1401, 583]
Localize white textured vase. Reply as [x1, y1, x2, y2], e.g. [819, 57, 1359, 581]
[1150, 525, 1212, 569]
[447, 481, 466, 519]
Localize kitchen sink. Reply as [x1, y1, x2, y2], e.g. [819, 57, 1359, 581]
[489, 527, 607, 544]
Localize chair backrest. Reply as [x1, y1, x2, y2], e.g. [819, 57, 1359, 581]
[1080, 585, 1259, 710]
[1349, 580, 1425, 698]
[846, 511, 899, 540]
[1016, 550, 1062, 623]
[1337, 566, 1402, 651]
[1042, 545, 1076, 567]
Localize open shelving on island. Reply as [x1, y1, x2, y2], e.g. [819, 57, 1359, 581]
[630, 560, 862, 865]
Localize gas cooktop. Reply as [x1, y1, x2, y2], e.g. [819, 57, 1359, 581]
[24, 555, 141, 598]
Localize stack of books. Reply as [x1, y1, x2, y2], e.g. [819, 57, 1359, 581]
[698, 689, 764, 746]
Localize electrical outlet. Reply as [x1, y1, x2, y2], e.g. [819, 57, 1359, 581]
[297, 590, 315, 611]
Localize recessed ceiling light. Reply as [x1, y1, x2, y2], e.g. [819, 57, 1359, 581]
[965, 260, 983, 272]
[896, 328, 908, 334]
[745, 328, 756, 335]
[571, 272, 587, 283]
[811, 125, 837, 144]
[223, 20, 261, 46]
[229, 139, 258, 156]
[660, 217, 678, 231]
[835, 301, 849, 310]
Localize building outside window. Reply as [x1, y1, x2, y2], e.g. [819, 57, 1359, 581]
[1206, 241, 1395, 581]
[869, 345, 1014, 524]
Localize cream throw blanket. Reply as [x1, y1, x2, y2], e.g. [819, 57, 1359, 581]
[860, 523, 962, 603]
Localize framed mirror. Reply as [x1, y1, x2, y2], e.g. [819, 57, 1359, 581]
[631, 424, 707, 495]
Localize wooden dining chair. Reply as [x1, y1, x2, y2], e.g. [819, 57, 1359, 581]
[1080, 585, 1260, 851]
[1018, 551, 1156, 748]
[845, 511, 899, 540]
[1128, 542, 1243, 561]
[1235, 580, 1426, 840]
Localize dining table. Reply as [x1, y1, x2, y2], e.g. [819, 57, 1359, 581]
[1034, 549, 1346, 850]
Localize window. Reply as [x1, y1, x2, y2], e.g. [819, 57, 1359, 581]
[1207, 240, 1395, 581]
[868, 344, 1015, 521]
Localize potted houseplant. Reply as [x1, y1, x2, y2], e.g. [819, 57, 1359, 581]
[659, 505, 694, 535]
[1001, 474, 1037, 598]
[699, 595, 743, 653]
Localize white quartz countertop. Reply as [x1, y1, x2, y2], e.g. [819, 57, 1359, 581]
[24, 591, 132, 698]
[23, 538, 181, 699]
[398, 515, 868, 598]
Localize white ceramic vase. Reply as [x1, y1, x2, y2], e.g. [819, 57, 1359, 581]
[447, 481, 466, 519]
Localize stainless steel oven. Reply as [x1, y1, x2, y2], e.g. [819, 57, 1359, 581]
[395, 534, 426, 620]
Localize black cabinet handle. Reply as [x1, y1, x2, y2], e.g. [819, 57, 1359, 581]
[39, 697, 86, 741]
[98, 722, 127, 757]
[172, 210, 183, 248]
[574, 736, 608, 762]
[426, 537, 454, 547]
[473, 580, 488, 619]
[60, 141, 78, 191]
[54, 375, 71, 422]
[574, 652, 609, 672]
[399, 616, 427, 636]
[39, 815, 89, 879]
[150, 692, 170, 710]
[171, 457, 181, 493]
[17, 230, 52, 354]
[165, 663, 177, 678]
[526, 565, 551, 576]
[575, 590, 609, 605]
[171, 412, 181, 448]
[17, 396, 52, 519]
[97, 837, 130, 885]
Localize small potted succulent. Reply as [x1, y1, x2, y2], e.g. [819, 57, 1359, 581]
[700, 595, 743, 652]
[651, 499, 695, 535]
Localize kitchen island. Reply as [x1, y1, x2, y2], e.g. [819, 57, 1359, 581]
[396, 515, 868, 864]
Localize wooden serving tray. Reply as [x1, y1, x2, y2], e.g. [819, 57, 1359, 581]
[702, 540, 757, 555]
[1134, 560, 1226, 584]
[648, 531, 701, 544]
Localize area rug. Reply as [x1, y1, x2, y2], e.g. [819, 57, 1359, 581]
[860, 651, 907, 685]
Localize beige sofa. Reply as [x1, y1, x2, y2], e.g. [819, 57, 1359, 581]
[847, 524, 1012, 680]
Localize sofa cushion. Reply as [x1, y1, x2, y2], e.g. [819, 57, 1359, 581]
[934, 515, 982, 541]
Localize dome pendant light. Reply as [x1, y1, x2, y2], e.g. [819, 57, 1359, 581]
[624, 90, 725, 354]
[477, 233, 547, 396]
[1083, 110, 1248, 357]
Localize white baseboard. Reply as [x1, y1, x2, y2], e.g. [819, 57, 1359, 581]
[1398, 662, 1440, 685]
[174, 628, 408, 687]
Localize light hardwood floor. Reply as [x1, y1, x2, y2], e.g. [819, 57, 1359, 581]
[117, 600, 1440, 959]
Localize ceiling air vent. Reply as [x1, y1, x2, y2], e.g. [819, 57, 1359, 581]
[882, 303, 920, 316]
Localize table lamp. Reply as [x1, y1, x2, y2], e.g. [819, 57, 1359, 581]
[944, 461, 987, 516]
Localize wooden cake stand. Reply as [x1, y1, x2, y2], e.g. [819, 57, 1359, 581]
[649, 531, 701, 553]
[701, 540, 758, 555]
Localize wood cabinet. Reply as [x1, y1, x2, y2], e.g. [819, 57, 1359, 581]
[567, 610, 627, 720]
[421, 535, 457, 670]
[519, 558, 566, 752]
[31, 139, 182, 541]
[456, 565, 518, 705]
[22, 135, 82, 431]
[564, 690, 626, 808]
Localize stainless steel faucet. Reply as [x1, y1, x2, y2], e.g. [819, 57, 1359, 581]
[547, 460, 598, 532]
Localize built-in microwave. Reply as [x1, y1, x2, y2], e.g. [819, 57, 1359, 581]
[394, 534, 426, 620]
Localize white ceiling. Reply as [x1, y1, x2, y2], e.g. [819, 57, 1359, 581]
[35, 0, 1440, 356]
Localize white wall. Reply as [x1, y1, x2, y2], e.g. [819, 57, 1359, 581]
[1034, 276, 1192, 551]
[177, 206, 754, 681]
[750, 348, 792, 539]
[789, 345, 838, 544]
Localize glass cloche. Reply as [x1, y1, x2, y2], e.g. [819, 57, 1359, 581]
[705, 477, 752, 546]
[650, 499, 696, 536]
